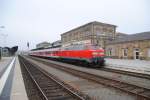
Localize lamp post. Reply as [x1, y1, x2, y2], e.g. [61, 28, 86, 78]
[0, 33, 8, 47]
[0, 26, 4, 59]
[0, 26, 8, 47]
[0, 26, 5, 47]
[0, 26, 7, 58]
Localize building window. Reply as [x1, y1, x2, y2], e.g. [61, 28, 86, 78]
[134, 48, 139, 59]
[122, 48, 128, 57]
[108, 48, 112, 56]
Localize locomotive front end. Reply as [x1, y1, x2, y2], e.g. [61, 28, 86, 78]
[85, 44, 105, 66]
[91, 49, 105, 66]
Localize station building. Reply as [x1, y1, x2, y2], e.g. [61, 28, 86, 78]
[106, 32, 150, 60]
[61, 21, 117, 48]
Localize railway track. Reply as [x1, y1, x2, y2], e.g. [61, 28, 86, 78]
[19, 57, 45, 100]
[101, 67, 150, 80]
[62, 59, 150, 80]
[28, 56, 150, 100]
[19, 56, 86, 100]
[34, 55, 150, 80]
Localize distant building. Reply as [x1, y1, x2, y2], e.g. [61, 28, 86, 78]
[61, 21, 117, 48]
[52, 40, 61, 47]
[36, 42, 51, 49]
[106, 32, 150, 60]
[2, 47, 10, 56]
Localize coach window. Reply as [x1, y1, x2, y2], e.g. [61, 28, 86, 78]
[48, 51, 51, 54]
[45, 51, 48, 54]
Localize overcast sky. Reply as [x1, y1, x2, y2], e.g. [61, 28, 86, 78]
[0, 0, 150, 50]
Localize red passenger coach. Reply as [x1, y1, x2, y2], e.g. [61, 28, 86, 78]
[29, 44, 105, 67]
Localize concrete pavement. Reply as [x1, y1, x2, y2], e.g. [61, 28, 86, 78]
[105, 58, 150, 74]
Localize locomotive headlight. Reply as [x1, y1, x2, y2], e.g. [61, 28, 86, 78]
[92, 52, 99, 55]
[99, 52, 104, 55]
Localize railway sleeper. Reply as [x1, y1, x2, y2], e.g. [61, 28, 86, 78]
[47, 92, 67, 96]
[48, 95, 73, 100]
[141, 91, 150, 96]
[38, 81, 55, 85]
[123, 86, 137, 91]
[41, 84, 59, 88]
[43, 89, 64, 94]
[42, 86, 61, 90]
[131, 88, 145, 94]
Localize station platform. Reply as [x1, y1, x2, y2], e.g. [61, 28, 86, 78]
[0, 57, 28, 100]
[0, 57, 13, 78]
[105, 58, 150, 75]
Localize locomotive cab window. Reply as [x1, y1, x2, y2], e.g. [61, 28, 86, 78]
[85, 45, 100, 50]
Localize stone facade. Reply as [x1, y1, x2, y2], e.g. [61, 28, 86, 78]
[106, 32, 150, 60]
[61, 21, 116, 48]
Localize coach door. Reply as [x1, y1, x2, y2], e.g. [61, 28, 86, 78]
[134, 48, 139, 59]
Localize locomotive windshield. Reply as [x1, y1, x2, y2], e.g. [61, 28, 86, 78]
[85, 44, 101, 50]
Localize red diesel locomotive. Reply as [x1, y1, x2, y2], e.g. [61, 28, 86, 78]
[29, 44, 105, 67]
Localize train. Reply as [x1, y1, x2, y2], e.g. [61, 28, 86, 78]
[29, 43, 105, 67]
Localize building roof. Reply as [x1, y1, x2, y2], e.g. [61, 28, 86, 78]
[52, 40, 61, 43]
[61, 21, 117, 35]
[116, 32, 128, 37]
[107, 31, 150, 44]
[36, 41, 50, 45]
